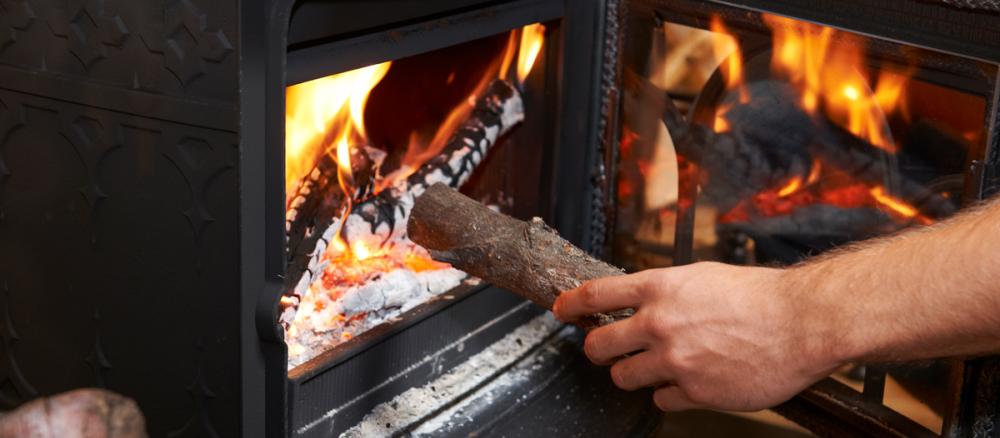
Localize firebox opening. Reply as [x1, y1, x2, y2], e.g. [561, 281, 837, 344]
[283, 24, 551, 369]
[615, 11, 994, 434]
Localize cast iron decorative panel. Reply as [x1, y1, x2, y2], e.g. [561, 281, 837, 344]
[0, 0, 237, 103]
[0, 86, 241, 436]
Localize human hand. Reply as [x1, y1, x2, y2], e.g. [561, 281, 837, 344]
[553, 262, 843, 412]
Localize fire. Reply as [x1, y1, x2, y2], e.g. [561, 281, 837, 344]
[702, 14, 933, 229]
[285, 62, 392, 197]
[284, 24, 547, 353]
[763, 14, 910, 153]
[777, 177, 802, 198]
[378, 23, 546, 193]
[517, 23, 546, 85]
[709, 17, 748, 103]
[870, 186, 931, 224]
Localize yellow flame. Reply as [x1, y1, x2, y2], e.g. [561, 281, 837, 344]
[762, 14, 909, 153]
[709, 16, 748, 103]
[777, 177, 802, 197]
[517, 23, 546, 85]
[870, 186, 917, 218]
[285, 62, 392, 198]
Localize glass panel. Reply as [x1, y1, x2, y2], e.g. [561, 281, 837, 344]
[616, 9, 994, 435]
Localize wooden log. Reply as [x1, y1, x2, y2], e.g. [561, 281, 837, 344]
[0, 389, 146, 438]
[408, 183, 632, 328]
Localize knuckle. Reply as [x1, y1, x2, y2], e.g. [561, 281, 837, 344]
[583, 333, 603, 362]
[580, 283, 602, 309]
[664, 349, 694, 373]
[610, 362, 632, 390]
[640, 312, 670, 339]
[684, 384, 711, 405]
[652, 389, 671, 412]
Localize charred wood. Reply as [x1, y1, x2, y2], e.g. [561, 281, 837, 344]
[408, 183, 632, 329]
[280, 79, 524, 329]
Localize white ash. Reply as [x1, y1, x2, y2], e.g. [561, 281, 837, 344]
[341, 313, 562, 438]
[411, 327, 574, 436]
[287, 266, 466, 369]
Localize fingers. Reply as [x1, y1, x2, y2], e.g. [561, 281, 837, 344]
[653, 385, 702, 412]
[554, 273, 650, 322]
[609, 351, 673, 390]
[584, 318, 648, 365]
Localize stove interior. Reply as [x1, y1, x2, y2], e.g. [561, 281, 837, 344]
[281, 25, 552, 368]
[614, 10, 995, 433]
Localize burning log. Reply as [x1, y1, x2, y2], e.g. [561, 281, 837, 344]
[285, 146, 385, 291]
[0, 389, 146, 438]
[408, 183, 632, 328]
[281, 79, 525, 328]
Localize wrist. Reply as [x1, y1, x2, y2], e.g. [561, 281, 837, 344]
[776, 264, 860, 374]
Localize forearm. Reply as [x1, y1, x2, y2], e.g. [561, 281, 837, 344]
[787, 198, 1000, 363]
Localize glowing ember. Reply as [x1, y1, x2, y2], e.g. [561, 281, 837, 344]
[702, 14, 931, 229]
[284, 24, 545, 367]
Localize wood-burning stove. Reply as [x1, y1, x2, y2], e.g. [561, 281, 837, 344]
[3, 0, 997, 436]
[0, 0, 656, 437]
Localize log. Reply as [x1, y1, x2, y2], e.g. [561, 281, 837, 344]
[0, 389, 146, 438]
[280, 79, 525, 329]
[285, 146, 385, 291]
[408, 183, 632, 328]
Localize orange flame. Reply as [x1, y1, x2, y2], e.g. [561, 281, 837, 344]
[378, 23, 544, 192]
[703, 15, 931, 228]
[763, 14, 910, 153]
[709, 16, 748, 103]
[517, 23, 546, 85]
[285, 62, 392, 197]
[777, 177, 802, 198]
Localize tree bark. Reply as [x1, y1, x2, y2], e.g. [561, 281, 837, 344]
[0, 389, 146, 438]
[408, 183, 632, 328]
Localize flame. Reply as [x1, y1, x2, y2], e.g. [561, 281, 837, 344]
[709, 17, 748, 103]
[517, 23, 546, 85]
[713, 101, 734, 133]
[286, 62, 392, 197]
[762, 14, 910, 153]
[701, 15, 933, 230]
[870, 186, 931, 224]
[777, 177, 802, 198]
[378, 23, 545, 192]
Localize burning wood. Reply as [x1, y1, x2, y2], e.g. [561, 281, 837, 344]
[285, 145, 385, 300]
[282, 79, 525, 366]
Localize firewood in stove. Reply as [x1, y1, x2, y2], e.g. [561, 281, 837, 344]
[283, 146, 385, 304]
[0, 389, 146, 438]
[280, 79, 525, 328]
[408, 183, 632, 329]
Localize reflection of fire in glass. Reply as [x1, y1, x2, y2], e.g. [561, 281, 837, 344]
[617, 12, 985, 276]
[282, 25, 545, 368]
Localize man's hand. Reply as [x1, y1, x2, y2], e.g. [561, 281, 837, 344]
[553, 262, 844, 412]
